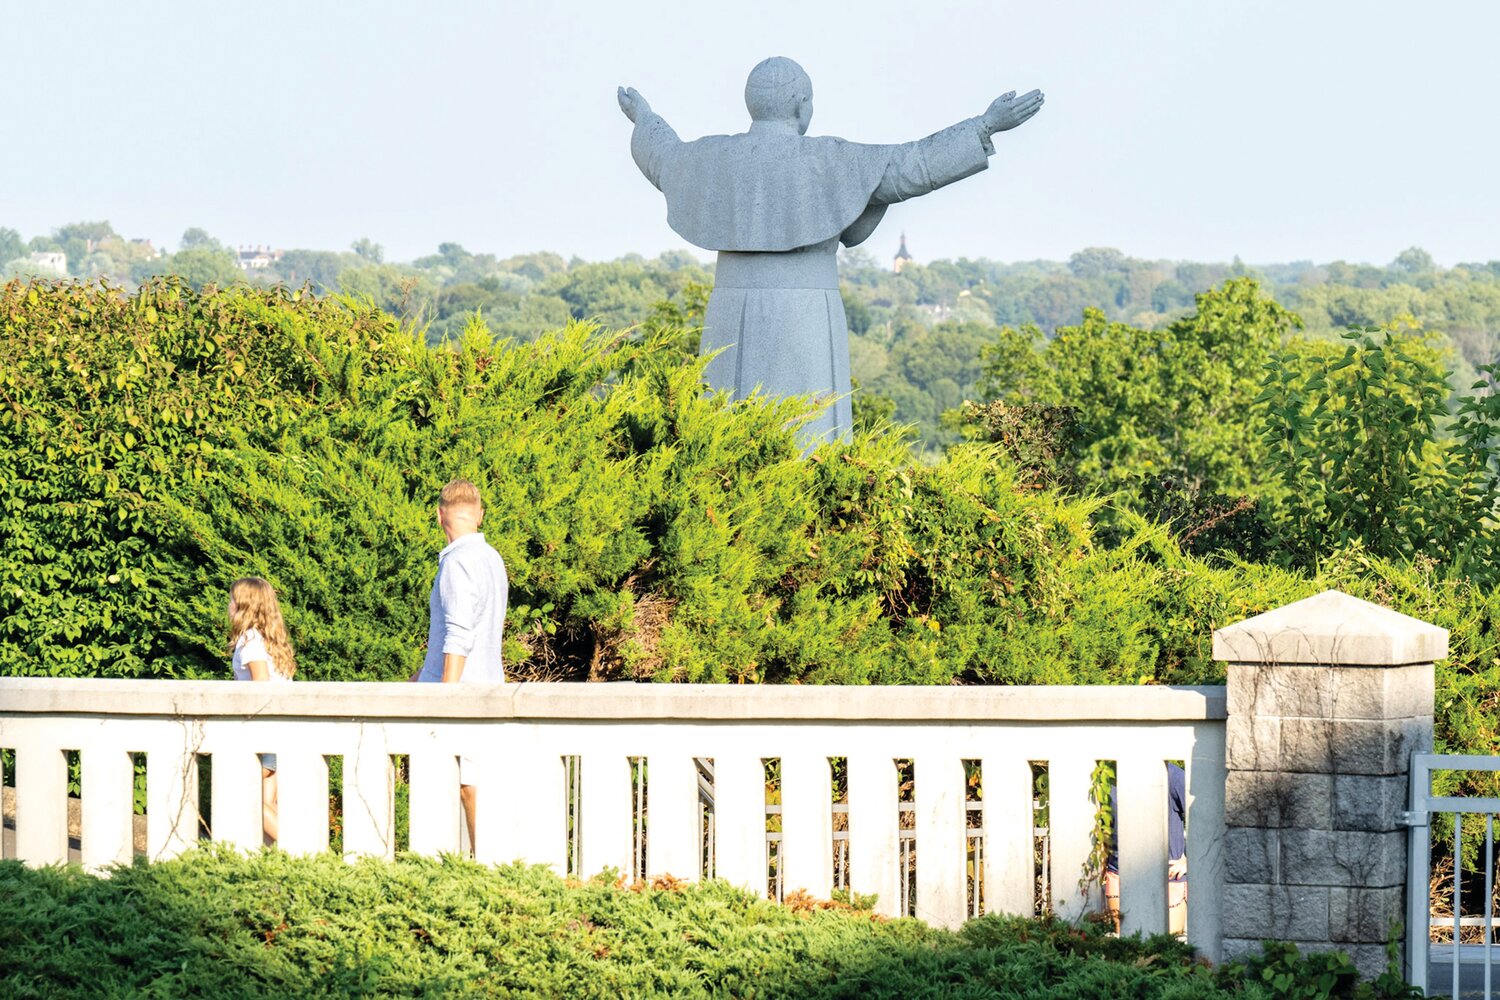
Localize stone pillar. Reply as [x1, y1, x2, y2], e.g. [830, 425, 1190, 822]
[1213, 589, 1444, 979]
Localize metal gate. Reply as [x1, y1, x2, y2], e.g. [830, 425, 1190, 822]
[1407, 753, 1500, 998]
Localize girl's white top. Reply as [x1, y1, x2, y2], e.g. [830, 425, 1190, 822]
[231, 628, 291, 682]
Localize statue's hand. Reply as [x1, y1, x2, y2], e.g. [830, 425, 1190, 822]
[617, 86, 652, 124]
[982, 89, 1044, 135]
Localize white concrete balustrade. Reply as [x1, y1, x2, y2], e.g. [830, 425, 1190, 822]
[0, 679, 1225, 953]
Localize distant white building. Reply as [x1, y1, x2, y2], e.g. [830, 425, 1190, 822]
[130, 238, 161, 260]
[28, 251, 66, 276]
[237, 245, 284, 271]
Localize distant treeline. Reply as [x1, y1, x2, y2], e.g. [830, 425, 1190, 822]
[7, 221, 1499, 446]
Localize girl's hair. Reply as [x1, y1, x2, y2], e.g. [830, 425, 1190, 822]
[227, 577, 297, 678]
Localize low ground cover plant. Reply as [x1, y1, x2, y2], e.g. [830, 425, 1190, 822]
[0, 849, 1417, 999]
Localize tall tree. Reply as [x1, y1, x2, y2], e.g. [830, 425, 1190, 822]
[980, 277, 1302, 502]
[0, 227, 25, 264]
[179, 227, 221, 251]
[351, 238, 384, 263]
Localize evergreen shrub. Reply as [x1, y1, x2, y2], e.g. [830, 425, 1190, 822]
[1, 278, 1498, 764]
[0, 850, 1420, 999]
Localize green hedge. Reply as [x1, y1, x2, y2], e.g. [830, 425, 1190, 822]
[0, 277, 1188, 685]
[0, 850, 1418, 999]
[2, 278, 1499, 764]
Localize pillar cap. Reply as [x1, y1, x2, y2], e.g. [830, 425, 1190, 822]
[1212, 589, 1448, 666]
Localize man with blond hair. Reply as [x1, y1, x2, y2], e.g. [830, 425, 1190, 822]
[415, 478, 508, 847]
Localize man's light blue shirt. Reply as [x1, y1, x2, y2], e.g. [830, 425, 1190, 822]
[419, 531, 508, 683]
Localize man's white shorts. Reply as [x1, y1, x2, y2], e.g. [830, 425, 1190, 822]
[459, 754, 483, 786]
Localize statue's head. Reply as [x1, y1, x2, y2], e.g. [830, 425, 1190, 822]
[745, 57, 812, 134]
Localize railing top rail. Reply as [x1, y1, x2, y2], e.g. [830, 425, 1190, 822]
[1421, 796, 1500, 814]
[0, 678, 1227, 723]
[1412, 753, 1500, 772]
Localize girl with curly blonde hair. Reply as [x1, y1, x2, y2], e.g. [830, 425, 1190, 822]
[227, 576, 297, 843]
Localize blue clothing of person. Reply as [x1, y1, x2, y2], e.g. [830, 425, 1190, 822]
[418, 531, 508, 684]
[1105, 762, 1186, 875]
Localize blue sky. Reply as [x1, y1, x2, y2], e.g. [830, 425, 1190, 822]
[6, 0, 1497, 266]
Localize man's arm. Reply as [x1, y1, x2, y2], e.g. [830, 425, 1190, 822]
[870, 88, 1044, 206]
[438, 561, 478, 681]
[619, 86, 681, 191]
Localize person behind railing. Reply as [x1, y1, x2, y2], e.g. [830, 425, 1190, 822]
[226, 576, 298, 844]
[1104, 761, 1187, 935]
[409, 479, 509, 851]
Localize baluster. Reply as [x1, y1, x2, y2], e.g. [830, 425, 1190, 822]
[1186, 722, 1226, 961]
[981, 753, 1034, 916]
[78, 745, 133, 870]
[146, 738, 199, 861]
[1454, 815, 1462, 1000]
[647, 753, 700, 881]
[1048, 756, 1099, 920]
[208, 745, 263, 853]
[275, 750, 329, 855]
[1485, 815, 1493, 1000]
[579, 750, 633, 878]
[342, 732, 394, 860]
[780, 753, 832, 898]
[712, 753, 766, 892]
[848, 753, 901, 918]
[479, 738, 566, 873]
[15, 743, 68, 865]
[1117, 756, 1169, 936]
[914, 753, 968, 928]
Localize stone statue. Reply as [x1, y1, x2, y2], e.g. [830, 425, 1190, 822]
[618, 56, 1043, 446]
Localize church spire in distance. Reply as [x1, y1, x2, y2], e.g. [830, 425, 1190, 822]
[893, 232, 913, 273]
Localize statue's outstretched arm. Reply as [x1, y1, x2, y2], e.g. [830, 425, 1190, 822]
[872, 88, 1044, 205]
[619, 86, 681, 190]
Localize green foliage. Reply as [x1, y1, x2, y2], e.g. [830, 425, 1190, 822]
[973, 280, 1500, 580]
[950, 399, 1080, 490]
[862, 319, 995, 447]
[978, 278, 1303, 507]
[166, 245, 244, 288]
[0, 227, 25, 267]
[13, 218, 1500, 452]
[420, 253, 714, 346]
[0, 849, 1423, 999]
[0, 278, 417, 679]
[179, 227, 221, 251]
[0, 280, 1111, 684]
[849, 376, 898, 436]
[6, 280, 1500, 776]
[1237, 938, 1420, 999]
[1256, 327, 1500, 574]
[1086, 759, 1116, 888]
[637, 277, 709, 360]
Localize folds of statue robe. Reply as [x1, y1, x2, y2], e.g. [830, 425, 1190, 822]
[700, 236, 850, 448]
[631, 113, 993, 446]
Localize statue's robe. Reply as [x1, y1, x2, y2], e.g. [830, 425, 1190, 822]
[630, 113, 995, 445]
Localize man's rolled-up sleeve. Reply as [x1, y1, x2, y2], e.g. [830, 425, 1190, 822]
[439, 562, 479, 657]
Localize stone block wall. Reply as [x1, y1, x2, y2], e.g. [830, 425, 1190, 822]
[1213, 591, 1443, 979]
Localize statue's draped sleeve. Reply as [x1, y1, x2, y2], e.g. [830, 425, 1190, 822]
[630, 111, 682, 191]
[840, 118, 993, 247]
[869, 117, 993, 205]
[635, 112, 995, 252]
